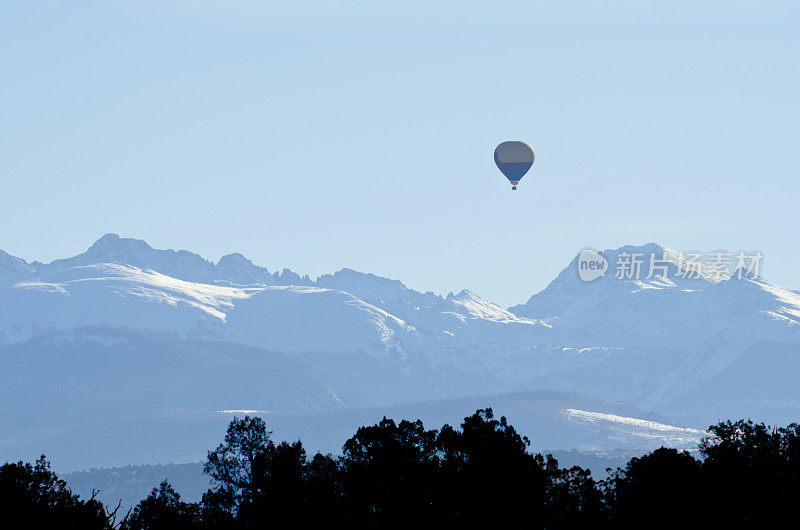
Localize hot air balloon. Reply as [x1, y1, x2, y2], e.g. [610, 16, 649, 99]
[494, 141, 534, 190]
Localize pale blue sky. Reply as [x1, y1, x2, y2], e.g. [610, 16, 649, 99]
[1, 1, 798, 306]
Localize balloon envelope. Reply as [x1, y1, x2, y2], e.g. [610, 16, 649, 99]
[494, 141, 534, 187]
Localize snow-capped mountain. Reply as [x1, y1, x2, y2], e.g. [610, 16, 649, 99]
[0, 249, 35, 286]
[2, 234, 799, 444]
[0, 233, 312, 288]
[504, 244, 800, 421]
[0, 235, 544, 386]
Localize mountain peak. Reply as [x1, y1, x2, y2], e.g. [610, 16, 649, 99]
[447, 289, 526, 322]
[86, 233, 152, 257]
[447, 289, 478, 301]
[509, 242, 726, 319]
[90, 232, 122, 246]
[216, 253, 273, 285]
[31, 234, 215, 283]
[217, 253, 252, 266]
[315, 268, 414, 303]
[0, 249, 35, 286]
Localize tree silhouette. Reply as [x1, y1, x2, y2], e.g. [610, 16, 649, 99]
[0, 455, 110, 530]
[122, 480, 199, 530]
[203, 415, 273, 510]
[546, 462, 605, 528]
[202, 415, 344, 529]
[236, 440, 312, 528]
[434, 408, 550, 528]
[605, 447, 703, 529]
[341, 417, 439, 527]
[21, 412, 800, 529]
[699, 420, 800, 529]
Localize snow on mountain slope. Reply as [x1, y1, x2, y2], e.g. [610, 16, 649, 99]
[501, 273, 800, 393]
[2, 383, 703, 472]
[0, 236, 550, 363]
[33, 234, 226, 284]
[0, 263, 252, 343]
[315, 268, 421, 305]
[223, 285, 414, 356]
[2, 235, 800, 426]
[447, 289, 528, 322]
[252, 390, 705, 458]
[504, 243, 800, 417]
[314, 268, 550, 363]
[316, 268, 540, 330]
[0, 249, 35, 286]
[0, 263, 423, 361]
[560, 409, 702, 448]
[511, 243, 723, 322]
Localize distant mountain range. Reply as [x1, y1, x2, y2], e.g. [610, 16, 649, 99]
[2, 234, 799, 472]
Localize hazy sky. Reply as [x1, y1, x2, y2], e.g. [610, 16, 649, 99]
[1, 1, 798, 306]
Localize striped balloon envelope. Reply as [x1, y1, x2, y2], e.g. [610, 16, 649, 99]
[494, 141, 534, 190]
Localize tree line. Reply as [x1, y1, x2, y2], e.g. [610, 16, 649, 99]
[3, 409, 800, 529]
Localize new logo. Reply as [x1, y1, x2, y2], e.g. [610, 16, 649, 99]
[577, 249, 608, 282]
